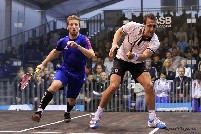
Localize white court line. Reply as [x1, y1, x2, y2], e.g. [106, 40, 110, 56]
[0, 131, 21, 133]
[149, 128, 159, 134]
[0, 113, 91, 133]
[32, 132, 63, 133]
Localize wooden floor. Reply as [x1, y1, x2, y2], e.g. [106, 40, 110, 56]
[0, 110, 201, 134]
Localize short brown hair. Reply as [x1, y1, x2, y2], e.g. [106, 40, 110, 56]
[66, 15, 80, 25]
[143, 13, 156, 24]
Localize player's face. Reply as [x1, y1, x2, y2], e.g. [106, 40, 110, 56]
[67, 19, 80, 36]
[144, 18, 157, 37]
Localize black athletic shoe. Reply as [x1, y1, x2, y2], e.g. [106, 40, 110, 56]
[31, 111, 42, 123]
[64, 112, 71, 123]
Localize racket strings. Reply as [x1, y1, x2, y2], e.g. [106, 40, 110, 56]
[19, 73, 33, 90]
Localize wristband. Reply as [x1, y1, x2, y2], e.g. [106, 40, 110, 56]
[133, 53, 139, 61]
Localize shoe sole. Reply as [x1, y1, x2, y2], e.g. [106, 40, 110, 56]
[31, 116, 40, 123]
[64, 119, 71, 123]
[89, 125, 98, 129]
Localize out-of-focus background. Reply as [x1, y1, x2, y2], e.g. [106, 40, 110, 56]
[0, 0, 200, 113]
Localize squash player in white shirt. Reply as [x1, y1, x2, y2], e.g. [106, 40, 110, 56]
[89, 13, 166, 129]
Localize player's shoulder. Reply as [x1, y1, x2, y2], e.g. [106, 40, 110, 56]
[57, 36, 69, 45]
[125, 21, 143, 28]
[76, 34, 89, 41]
[151, 33, 159, 40]
[127, 21, 142, 25]
[78, 34, 91, 43]
[78, 34, 87, 39]
[59, 36, 69, 42]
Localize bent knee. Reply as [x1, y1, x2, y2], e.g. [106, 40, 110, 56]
[48, 86, 59, 93]
[49, 81, 63, 93]
[144, 83, 154, 93]
[67, 98, 76, 105]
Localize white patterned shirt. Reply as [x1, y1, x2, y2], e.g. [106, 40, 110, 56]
[116, 22, 160, 63]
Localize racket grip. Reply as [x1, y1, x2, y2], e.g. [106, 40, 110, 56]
[35, 68, 41, 73]
[113, 48, 118, 57]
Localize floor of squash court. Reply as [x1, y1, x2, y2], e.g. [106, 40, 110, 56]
[0, 110, 201, 134]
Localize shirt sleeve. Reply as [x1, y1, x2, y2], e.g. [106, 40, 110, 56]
[84, 37, 92, 49]
[122, 22, 137, 34]
[56, 38, 65, 51]
[147, 34, 160, 53]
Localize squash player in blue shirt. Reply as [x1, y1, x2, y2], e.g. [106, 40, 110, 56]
[31, 15, 95, 123]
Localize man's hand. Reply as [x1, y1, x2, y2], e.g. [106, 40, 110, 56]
[126, 51, 139, 61]
[109, 44, 119, 58]
[67, 41, 79, 48]
[37, 64, 45, 71]
[126, 51, 133, 60]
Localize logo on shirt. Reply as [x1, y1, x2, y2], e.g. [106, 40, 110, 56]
[115, 69, 118, 73]
[64, 46, 68, 49]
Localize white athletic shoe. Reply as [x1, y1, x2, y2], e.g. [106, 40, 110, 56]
[89, 110, 102, 129]
[148, 117, 166, 129]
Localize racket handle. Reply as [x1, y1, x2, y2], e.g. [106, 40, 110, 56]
[113, 48, 118, 57]
[35, 68, 41, 73]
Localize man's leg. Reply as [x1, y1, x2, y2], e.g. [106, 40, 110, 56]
[64, 98, 76, 123]
[99, 74, 121, 108]
[64, 77, 85, 123]
[89, 74, 121, 128]
[137, 72, 166, 129]
[31, 80, 63, 122]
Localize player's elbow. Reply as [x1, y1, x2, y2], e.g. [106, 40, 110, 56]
[89, 53, 95, 58]
[88, 50, 96, 58]
[51, 49, 60, 58]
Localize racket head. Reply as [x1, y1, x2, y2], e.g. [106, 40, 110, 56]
[19, 73, 33, 90]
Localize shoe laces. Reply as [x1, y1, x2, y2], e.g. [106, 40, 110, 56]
[154, 117, 165, 125]
[90, 113, 100, 121]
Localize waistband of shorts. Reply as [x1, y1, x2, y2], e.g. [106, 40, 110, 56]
[116, 57, 144, 64]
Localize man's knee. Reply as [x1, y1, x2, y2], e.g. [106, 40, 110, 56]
[67, 98, 76, 105]
[144, 83, 154, 93]
[48, 84, 61, 93]
[49, 81, 63, 92]
[48, 87, 58, 93]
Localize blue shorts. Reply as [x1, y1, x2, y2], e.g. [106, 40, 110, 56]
[54, 69, 86, 99]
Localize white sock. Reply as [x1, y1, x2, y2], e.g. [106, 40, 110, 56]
[37, 108, 43, 112]
[96, 106, 103, 117]
[149, 110, 155, 120]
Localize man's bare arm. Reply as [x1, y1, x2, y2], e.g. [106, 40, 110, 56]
[42, 49, 60, 66]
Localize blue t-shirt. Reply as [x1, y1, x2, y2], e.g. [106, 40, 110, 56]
[56, 34, 92, 75]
